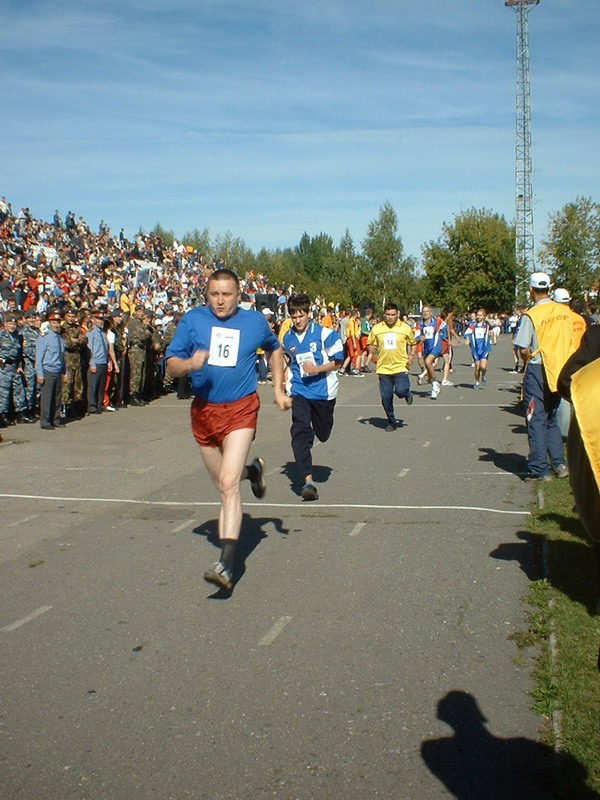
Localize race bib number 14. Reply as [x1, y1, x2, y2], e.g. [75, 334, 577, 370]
[383, 333, 397, 350]
[208, 327, 240, 367]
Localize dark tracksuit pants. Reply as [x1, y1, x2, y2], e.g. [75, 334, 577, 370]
[378, 372, 410, 424]
[291, 395, 335, 480]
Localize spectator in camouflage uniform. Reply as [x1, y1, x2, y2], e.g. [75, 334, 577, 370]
[126, 305, 151, 405]
[0, 312, 35, 426]
[17, 310, 40, 417]
[109, 310, 127, 406]
[61, 308, 86, 418]
[161, 316, 178, 392]
[143, 309, 162, 400]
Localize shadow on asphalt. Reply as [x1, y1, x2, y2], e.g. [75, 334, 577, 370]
[491, 528, 600, 617]
[478, 446, 528, 476]
[501, 402, 525, 418]
[509, 421, 528, 435]
[499, 384, 522, 393]
[421, 690, 599, 799]
[193, 513, 289, 599]
[358, 416, 407, 430]
[281, 461, 333, 497]
[489, 530, 544, 581]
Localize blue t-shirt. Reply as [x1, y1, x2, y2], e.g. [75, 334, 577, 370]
[166, 306, 280, 403]
[283, 322, 343, 401]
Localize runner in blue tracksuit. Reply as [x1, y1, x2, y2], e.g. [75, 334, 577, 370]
[282, 293, 343, 501]
[464, 308, 491, 389]
[415, 306, 447, 399]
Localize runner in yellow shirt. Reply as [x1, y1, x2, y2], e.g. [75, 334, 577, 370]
[367, 303, 416, 432]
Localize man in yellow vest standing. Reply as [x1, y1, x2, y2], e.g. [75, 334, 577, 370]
[515, 272, 586, 481]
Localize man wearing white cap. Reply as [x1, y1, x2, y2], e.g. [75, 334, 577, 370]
[514, 272, 586, 481]
[553, 288, 571, 305]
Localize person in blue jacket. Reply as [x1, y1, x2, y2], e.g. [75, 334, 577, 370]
[282, 293, 343, 501]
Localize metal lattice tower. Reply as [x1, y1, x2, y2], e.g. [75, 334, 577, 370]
[506, 0, 539, 275]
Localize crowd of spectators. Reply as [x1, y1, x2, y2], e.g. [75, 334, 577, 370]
[0, 196, 298, 321]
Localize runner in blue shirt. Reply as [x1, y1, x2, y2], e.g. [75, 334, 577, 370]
[166, 269, 289, 591]
[464, 308, 491, 389]
[282, 293, 343, 501]
[415, 306, 447, 399]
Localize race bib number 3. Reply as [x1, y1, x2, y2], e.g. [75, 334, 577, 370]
[208, 327, 240, 367]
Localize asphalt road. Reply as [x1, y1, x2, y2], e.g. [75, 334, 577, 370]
[1, 335, 554, 799]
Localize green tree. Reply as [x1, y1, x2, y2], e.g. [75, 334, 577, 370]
[361, 201, 417, 309]
[422, 208, 516, 312]
[182, 227, 213, 260]
[537, 197, 600, 298]
[295, 232, 336, 282]
[212, 232, 255, 272]
[327, 230, 358, 306]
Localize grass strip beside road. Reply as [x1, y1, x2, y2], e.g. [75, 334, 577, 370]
[516, 478, 600, 797]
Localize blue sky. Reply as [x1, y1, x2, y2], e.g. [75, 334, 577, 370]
[2, 0, 599, 262]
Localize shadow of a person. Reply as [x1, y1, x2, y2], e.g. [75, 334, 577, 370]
[489, 530, 544, 581]
[501, 402, 526, 418]
[538, 511, 589, 542]
[193, 514, 288, 598]
[421, 690, 598, 799]
[357, 416, 406, 430]
[280, 461, 333, 497]
[479, 446, 528, 476]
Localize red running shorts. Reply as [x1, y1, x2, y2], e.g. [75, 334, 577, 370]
[190, 392, 260, 448]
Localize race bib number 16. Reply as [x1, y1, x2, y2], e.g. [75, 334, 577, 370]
[208, 327, 240, 367]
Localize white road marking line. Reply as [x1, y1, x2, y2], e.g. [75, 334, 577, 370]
[456, 471, 524, 476]
[172, 518, 197, 533]
[423, 441, 431, 447]
[338, 403, 504, 408]
[258, 616, 292, 646]
[348, 522, 366, 537]
[398, 468, 410, 478]
[63, 466, 156, 474]
[7, 514, 39, 528]
[1, 606, 52, 634]
[0, 493, 530, 516]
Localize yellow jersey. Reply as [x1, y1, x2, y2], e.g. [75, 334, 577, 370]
[367, 320, 415, 374]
